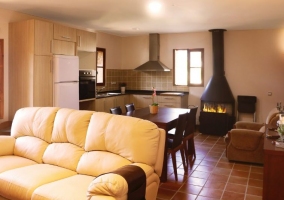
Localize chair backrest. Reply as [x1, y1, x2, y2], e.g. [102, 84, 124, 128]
[184, 106, 198, 137]
[110, 106, 122, 115]
[171, 112, 188, 148]
[125, 103, 135, 112]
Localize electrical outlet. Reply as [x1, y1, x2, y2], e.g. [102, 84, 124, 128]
[268, 92, 272, 96]
[111, 82, 116, 85]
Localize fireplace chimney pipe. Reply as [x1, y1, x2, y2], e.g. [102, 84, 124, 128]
[210, 29, 226, 76]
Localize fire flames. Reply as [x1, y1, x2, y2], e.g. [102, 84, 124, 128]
[203, 103, 226, 113]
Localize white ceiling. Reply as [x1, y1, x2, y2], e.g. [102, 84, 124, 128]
[1, 0, 284, 36]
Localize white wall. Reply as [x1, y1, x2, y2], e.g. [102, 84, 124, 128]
[96, 32, 122, 69]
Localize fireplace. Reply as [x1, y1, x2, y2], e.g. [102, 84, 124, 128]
[199, 29, 235, 136]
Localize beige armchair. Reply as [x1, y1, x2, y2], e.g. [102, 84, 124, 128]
[225, 108, 279, 164]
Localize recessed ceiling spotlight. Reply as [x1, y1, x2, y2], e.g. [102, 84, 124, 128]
[132, 27, 140, 31]
[148, 1, 162, 14]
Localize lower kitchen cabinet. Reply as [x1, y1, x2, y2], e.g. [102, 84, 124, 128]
[130, 95, 153, 109]
[95, 95, 130, 113]
[158, 95, 188, 108]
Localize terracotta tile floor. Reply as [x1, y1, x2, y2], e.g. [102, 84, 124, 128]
[157, 132, 263, 200]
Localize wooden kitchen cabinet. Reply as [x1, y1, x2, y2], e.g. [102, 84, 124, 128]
[34, 56, 53, 107]
[76, 29, 96, 52]
[9, 19, 54, 119]
[52, 23, 76, 55]
[95, 95, 130, 113]
[158, 95, 188, 108]
[34, 20, 53, 56]
[54, 23, 76, 42]
[131, 95, 152, 109]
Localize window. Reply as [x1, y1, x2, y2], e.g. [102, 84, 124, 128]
[173, 48, 204, 87]
[96, 48, 106, 86]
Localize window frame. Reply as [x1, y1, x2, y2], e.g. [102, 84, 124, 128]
[96, 47, 106, 86]
[173, 48, 204, 87]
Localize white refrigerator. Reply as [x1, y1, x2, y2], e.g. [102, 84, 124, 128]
[53, 55, 79, 110]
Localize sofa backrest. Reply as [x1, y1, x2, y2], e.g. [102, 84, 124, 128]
[77, 112, 165, 176]
[266, 107, 279, 127]
[11, 107, 60, 163]
[42, 108, 94, 171]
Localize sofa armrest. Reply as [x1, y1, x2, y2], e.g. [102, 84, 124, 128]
[0, 136, 15, 156]
[87, 165, 146, 200]
[227, 129, 264, 151]
[234, 121, 264, 131]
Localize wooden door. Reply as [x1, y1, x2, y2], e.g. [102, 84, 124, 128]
[76, 29, 96, 52]
[34, 55, 53, 106]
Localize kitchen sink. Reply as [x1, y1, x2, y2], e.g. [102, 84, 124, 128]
[96, 92, 121, 98]
[107, 93, 121, 95]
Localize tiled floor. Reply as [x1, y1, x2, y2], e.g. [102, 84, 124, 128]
[157, 132, 263, 200]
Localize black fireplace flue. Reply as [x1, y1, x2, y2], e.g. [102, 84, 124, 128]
[199, 29, 235, 136]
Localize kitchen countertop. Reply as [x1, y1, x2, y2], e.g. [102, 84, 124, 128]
[96, 90, 188, 99]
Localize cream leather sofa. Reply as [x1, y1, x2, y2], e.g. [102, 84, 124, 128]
[0, 107, 165, 200]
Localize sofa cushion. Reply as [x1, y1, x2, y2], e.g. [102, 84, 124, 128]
[42, 109, 94, 171]
[77, 151, 131, 176]
[43, 143, 85, 171]
[0, 164, 76, 200]
[0, 155, 37, 173]
[32, 175, 94, 200]
[14, 136, 49, 163]
[11, 107, 60, 143]
[85, 112, 161, 167]
[51, 108, 94, 147]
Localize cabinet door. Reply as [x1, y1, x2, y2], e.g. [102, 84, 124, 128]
[115, 96, 126, 112]
[104, 97, 115, 113]
[139, 95, 153, 108]
[34, 20, 53, 56]
[77, 29, 96, 52]
[34, 55, 53, 107]
[54, 23, 76, 42]
[52, 40, 76, 56]
[95, 98, 105, 112]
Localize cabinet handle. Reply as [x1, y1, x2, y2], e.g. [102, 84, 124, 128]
[77, 36, 81, 47]
[50, 40, 53, 53]
[165, 98, 174, 100]
[165, 105, 174, 107]
[50, 59, 53, 73]
[143, 97, 152, 99]
[61, 36, 71, 39]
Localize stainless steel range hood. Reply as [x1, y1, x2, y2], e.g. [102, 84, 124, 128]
[134, 34, 170, 71]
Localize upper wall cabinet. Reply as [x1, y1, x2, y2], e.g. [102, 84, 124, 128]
[53, 23, 76, 42]
[52, 23, 76, 56]
[76, 29, 96, 52]
[34, 20, 53, 56]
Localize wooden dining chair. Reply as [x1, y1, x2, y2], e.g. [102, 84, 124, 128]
[183, 106, 198, 168]
[167, 112, 188, 181]
[110, 106, 122, 115]
[125, 103, 135, 112]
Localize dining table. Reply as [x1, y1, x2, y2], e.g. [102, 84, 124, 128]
[126, 106, 190, 182]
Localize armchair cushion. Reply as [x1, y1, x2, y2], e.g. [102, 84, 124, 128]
[229, 129, 264, 151]
[234, 121, 264, 131]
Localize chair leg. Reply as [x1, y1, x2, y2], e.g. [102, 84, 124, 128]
[171, 151, 178, 181]
[183, 140, 189, 169]
[180, 147, 187, 173]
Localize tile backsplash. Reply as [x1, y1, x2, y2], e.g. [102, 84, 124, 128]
[100, 69, 188, 92]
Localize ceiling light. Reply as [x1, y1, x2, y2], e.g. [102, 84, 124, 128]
[148, 1, 162, 14]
